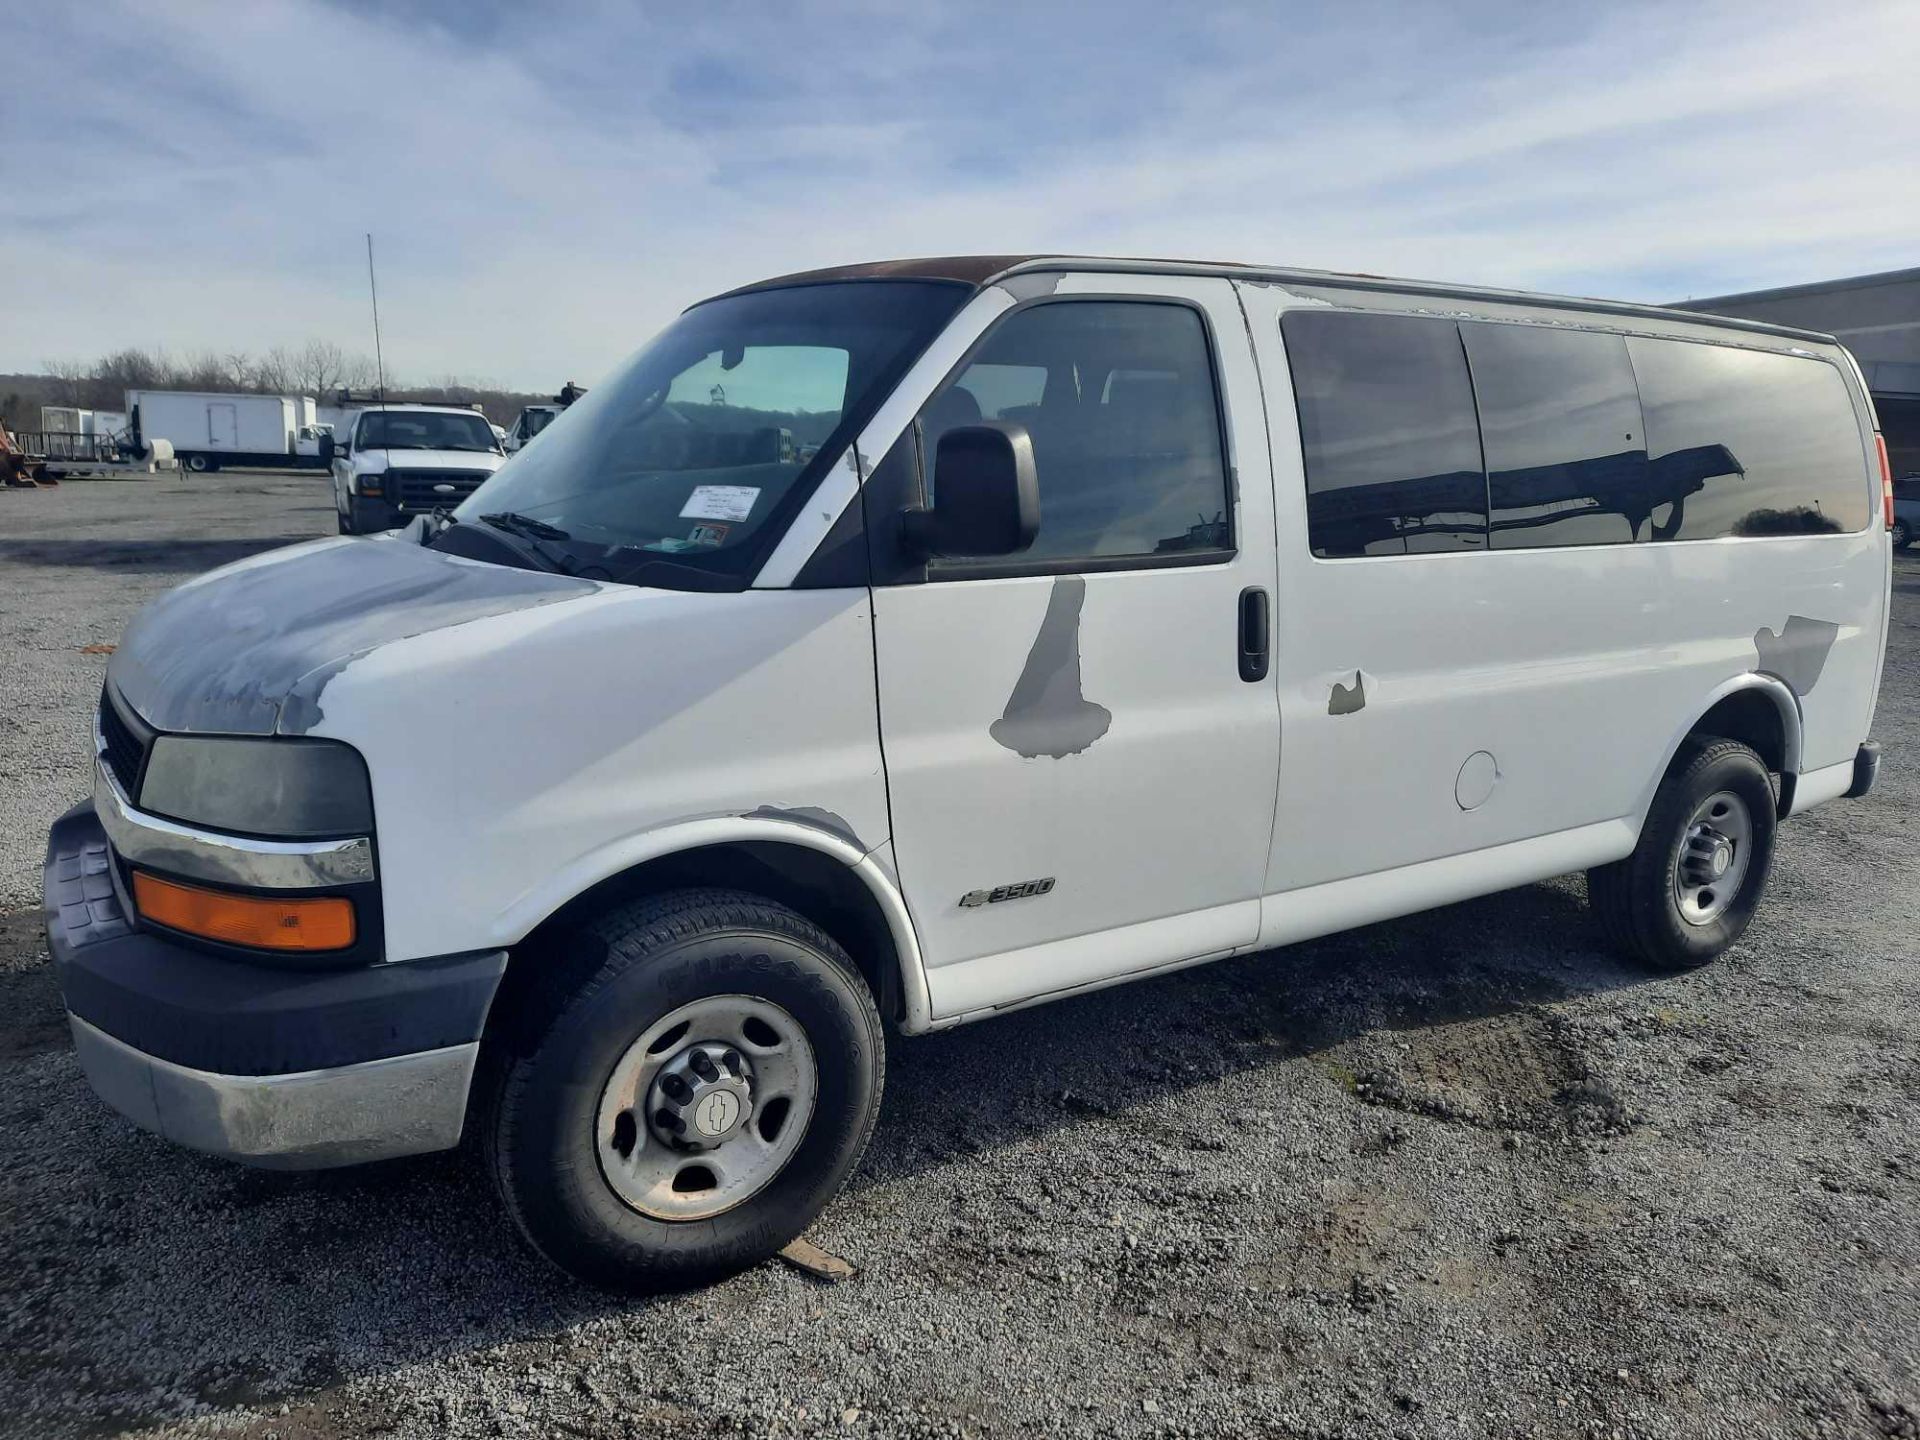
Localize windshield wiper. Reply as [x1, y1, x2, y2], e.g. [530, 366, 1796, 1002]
[481, 511, 570, 541]
[477, 511, 579, 574]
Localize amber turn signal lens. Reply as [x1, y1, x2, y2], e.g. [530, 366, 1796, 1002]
[132, 871, 356, 952]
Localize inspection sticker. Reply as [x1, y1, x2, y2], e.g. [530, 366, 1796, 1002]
[680, 485, 760, 522]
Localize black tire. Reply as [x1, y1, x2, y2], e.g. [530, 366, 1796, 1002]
[1893, 518, 1911, 550]
[184, 454, 211, 473]
[1588, 736, 1777, 971]
[484, 888, 885, 1291]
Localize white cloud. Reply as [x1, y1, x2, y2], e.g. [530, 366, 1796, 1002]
[2, 0, 1915, 388]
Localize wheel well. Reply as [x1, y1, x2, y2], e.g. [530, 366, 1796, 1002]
[1688, 688, 1793, 814]
[486, 842, 905, 1046]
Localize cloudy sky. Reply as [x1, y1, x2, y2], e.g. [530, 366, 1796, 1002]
[3, 0, 1916, 390]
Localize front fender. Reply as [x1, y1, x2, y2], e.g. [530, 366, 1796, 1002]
[489, 815, 935, 1034]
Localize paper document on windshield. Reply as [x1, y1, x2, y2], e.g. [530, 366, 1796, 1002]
[680, 486, 760, 522]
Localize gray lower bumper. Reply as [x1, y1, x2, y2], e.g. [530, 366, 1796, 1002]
[68, 1014, 478, 1170]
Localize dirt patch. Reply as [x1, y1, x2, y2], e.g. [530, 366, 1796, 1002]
[0, 910, 64, 1062]
[0, 967, 66, 1061]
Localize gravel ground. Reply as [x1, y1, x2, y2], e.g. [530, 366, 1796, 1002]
[1, 473, 1916, 1440]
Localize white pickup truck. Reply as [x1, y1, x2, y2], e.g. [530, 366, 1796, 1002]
[322, 403, 506, 533]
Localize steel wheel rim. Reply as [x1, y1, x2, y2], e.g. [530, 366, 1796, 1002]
[594, 993, 818, 1221]
[1671, 789, 1753, 927]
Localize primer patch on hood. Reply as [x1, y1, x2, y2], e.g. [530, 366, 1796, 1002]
[990, 576, 1112, 759]
[1753, 616, 1840, 698]
[109, 538, 598, 735]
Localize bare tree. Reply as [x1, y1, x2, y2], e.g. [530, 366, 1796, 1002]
[43, 359, 92, 407]
[19, 343, 547, 425]
[275, 339, 374, 395]
[253, 346, 294, 394]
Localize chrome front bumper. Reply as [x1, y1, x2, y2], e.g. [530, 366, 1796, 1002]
[68, 1015, 478, 1170]
[92, 744, 373, 890]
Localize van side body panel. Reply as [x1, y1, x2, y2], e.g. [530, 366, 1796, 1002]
[1238, 282, 1886, 929]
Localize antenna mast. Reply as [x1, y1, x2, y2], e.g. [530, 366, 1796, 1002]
[366, 233, 387, 409]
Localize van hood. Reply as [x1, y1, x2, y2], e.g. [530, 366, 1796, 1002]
[356, 447, 504, 471]
[108, 538, 599, 736]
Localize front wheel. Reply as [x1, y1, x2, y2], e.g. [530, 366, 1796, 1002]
[1588, 737, 1777, 971]
[1892, 518, 1911, 550]
[485, 889, 885, 1291]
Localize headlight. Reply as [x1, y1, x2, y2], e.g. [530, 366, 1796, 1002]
[138, 737, 373, 838]
[357, 472, 384, 495]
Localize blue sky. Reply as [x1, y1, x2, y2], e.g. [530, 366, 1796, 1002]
[2, 0, 1915, 390]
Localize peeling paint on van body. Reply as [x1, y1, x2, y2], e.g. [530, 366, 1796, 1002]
[989, 577, 1112, 759]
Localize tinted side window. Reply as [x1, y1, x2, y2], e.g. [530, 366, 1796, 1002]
[926, 302, 1231, 563]
[1282, 311, 1486, 557]
[1464, 324, 1649, 549]
[1626, 337, 1870, 538]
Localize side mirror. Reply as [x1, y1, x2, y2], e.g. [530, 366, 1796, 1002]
[902, 422, 1040, 559]
[318, 435, 336, 464]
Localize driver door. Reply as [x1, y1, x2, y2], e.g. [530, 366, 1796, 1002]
[868, 276, 1282, 1021]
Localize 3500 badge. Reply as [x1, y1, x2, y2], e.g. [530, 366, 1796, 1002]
[958, 877, 1056, 908]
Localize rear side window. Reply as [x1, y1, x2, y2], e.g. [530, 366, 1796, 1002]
[1282, 310, 1486, 557]
[1464, 324, 1648, 549]
[1625, 337, 1870, 537]
[926, 301, 1231, 564]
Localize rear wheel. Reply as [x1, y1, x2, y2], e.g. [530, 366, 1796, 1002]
[184, 454, 211, 473]
[1892, 517, 1911, 550]
[485, 888, 885, 1291]
[1588, 737, 1777, 971]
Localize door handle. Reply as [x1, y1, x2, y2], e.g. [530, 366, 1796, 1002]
[1238, 586, 1270, 683]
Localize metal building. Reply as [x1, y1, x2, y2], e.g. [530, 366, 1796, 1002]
[1676, 267, 1920, 477]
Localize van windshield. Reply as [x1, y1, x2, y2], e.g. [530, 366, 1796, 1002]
[451, 280, 968, 586]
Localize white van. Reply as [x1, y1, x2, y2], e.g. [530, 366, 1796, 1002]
[48, 255, 1889, 1290]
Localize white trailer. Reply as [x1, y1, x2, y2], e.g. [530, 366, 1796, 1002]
[127, 390, 323, 472]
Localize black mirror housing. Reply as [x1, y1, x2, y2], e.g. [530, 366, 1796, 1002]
[318, 435, 337, 464]
[903, 422, 1040, 559]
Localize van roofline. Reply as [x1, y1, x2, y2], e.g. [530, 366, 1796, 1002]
[714, 254, 1841, 349]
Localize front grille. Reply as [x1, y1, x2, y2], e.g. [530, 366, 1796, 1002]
[386, 469, 491, 511]
[98, 688, 150, 795]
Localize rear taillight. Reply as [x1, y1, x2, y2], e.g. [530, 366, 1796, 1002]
[1877, 433, 1893, 528]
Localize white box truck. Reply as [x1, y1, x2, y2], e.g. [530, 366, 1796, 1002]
[127, 390, 324, 472]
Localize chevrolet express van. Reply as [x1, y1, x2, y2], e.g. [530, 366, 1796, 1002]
[47, 255, 1889, 1289]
